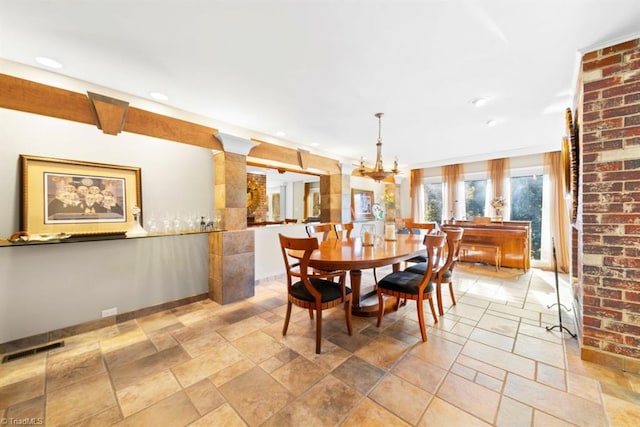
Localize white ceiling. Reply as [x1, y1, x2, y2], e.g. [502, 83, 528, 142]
[1, 0, 639, 171]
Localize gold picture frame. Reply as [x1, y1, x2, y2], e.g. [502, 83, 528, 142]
[351, 189, 374, 220]
[20, 155, 142, 236]
[561, 136, 571, 194]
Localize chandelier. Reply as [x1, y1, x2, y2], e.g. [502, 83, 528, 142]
[359, 112, 399, 182]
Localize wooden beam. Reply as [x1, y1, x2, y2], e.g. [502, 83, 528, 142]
[0, 73, 94, 125]
[250, 138, 341, 174]
[0, 73, 222, 150]
[87, 92, 129, 135]
[123, 107, 222, 150]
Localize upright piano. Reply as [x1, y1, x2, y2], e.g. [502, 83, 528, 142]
[444, 219, 531, 271]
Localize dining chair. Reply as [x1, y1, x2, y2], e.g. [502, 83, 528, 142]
[334, 223, 381, 284]
[400, 227, 424, 268]
[306, 223, 339, 277]
[285, 218, 298, 224]
[406, 227, 464, 316]
[278, 234, 352, 353]
[376, 233, 447, 342]
[305, 223, 334, 242]
[333, 222, 353, 239]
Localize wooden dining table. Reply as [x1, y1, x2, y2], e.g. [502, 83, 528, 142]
[302, 233, 427, 317]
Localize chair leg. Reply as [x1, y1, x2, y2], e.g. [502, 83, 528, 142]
[345, 296, 353, 335]
[436, 278, 444, 316]
[428, 295, 438, 324]
[315, 306, 322, 354]
[308, 308, 314, 319]
[283, 302, 292, 336]
[449, 280, 457, 306]
[376, 290, 385, 328]
[373, 268, 378, 285]
[416, 299, 427, 342]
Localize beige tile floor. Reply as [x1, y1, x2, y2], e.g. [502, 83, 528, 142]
[1, 264, 639, 426]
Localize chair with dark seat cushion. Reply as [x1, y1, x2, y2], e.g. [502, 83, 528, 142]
[306, 223, 339, 277]
[376, 233, 447, 341]
[406, 227, 464, 315]
[279, 234, 352, 354]
[334, 223, 381, 284]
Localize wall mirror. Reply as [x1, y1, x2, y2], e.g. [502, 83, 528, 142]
[246, 165, 320, 224]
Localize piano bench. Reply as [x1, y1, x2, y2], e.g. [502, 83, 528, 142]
[460, 243, 501, 271]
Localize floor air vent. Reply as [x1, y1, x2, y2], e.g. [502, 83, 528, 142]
[2, 340, 64, 363]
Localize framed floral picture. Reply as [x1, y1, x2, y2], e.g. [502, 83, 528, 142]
[352, 189, 374, 220]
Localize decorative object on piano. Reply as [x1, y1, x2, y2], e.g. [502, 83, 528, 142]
[359, 113, 399, 182]
[20, 155, 141, 236]
[490, 196, 505, 219]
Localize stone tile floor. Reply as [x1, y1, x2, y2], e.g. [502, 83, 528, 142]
[1, 263, 639, 426]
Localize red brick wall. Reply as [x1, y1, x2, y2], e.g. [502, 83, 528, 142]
[580, 38, 640, 369]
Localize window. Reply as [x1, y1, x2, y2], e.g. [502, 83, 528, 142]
[464, 179, 486, 219]
[510, 175, 543, 260]
[424, 182, 443, 223]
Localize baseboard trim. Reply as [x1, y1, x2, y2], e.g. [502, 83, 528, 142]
[581, 346, 640, 374]
[0, 293, 209, 356]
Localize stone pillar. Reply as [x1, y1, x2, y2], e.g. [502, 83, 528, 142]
[209, 134, 257, 304]
[340, 164, 357, 223]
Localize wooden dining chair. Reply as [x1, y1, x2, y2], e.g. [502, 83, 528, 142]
[376, 233, 447, 341]
[278, 234, 352, 353]
[406, 227, 464, 316]
[333, 222, 353, 239]
[305, 223, 334, 242]
[334, 223, 381, 284]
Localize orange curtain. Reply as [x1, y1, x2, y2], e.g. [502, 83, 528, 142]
[544, 151, 570, 272]
[410, 168, 424, 221]
[488, 158, 509, 217]
[442, 164, 462, 220]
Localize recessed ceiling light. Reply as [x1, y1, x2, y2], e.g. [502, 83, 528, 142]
[486, 119, 497, 127]
[35, 56, 62, 69]
[310, 142, 319, 147]
[150, 92, 168, 101]
[276, 131, 287, 137]
[471, 97, 490, 107]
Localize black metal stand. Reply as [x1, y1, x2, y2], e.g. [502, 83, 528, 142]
[546, 238, 577, 338]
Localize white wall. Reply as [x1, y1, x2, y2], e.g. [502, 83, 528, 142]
[0, 108, 214, 343]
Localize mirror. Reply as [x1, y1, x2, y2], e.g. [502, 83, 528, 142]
[246, 166, 320, 224]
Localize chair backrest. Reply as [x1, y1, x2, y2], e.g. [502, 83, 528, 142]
[278, 234, 318, 289]
[411, 222, 437, 232]
[305, 223, 333, 241]
[334, 223, 353, 239]
[423, 233, 448, 279]
[440, 227, 464, 273]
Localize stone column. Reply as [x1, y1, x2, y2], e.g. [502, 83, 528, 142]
[209, 133, 257, 304]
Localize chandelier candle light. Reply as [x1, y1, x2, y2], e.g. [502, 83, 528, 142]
[359, 112, 399, 182]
